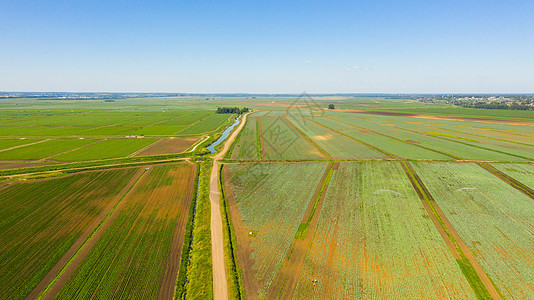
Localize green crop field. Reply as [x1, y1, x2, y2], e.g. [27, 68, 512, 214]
[294, 162, 475, 299]
[0, 139, 41, 151]
[57, 163, 196, 299]
[179, 114, 233, 134]
[53, 138, 157, 161]
[224, 162, 328, 298]
[0, 168, 138, 299]
[0, 139, 98, 160]
[230, 116, 258, 160]
[286, 116, 389, 159]
[259, 116, 325, 160]
[2, 95, 534, 299]
[412, 162, 534, 299]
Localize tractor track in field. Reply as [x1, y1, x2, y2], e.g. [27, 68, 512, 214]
[282, 116, 332, 159]
[266, 162, 336, 299]
[34, 168, 150, 300]
[477, 163, 534, 200]
[402, 161, 502, 300]
[323, 115, 462, 160]
[303, 116, 397, 158]
[40, 138, 108, 161]
[0, 139, 52, 153]
[257, 117, 266, 160]
[157, 162, 197, 300]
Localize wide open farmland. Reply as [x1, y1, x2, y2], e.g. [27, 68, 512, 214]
[259, 117, 324, 160]
[55, 163, 196, 299]
[412, 162, 534, 299]
[293, 162, 476, 299]
[224, 162, 329, 298]
[230, 116, 259, 160]
[286, 116, 389, 159]
[53, 138, 157, 161]
[0, 168, 139, 299]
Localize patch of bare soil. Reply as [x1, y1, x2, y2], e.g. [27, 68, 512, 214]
[135, 138, 199, 156]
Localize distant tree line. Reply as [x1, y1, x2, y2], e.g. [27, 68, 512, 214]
[454, 102, 533, 111]
[216, 107, 249, 114]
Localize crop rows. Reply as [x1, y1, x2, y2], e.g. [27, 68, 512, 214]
[286, 116, 389, 159]
[225, 162, 328, 297]
[57, 163, 196, 299]
[230, 116, 258, 160]
[259, 117, 324, 160]
[293, 162, 475, 299]
[0, 168, 138, 299]
[412, 162, 534, 299]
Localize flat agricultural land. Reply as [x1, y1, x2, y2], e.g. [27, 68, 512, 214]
[224, 162, 477, 299]
[0, 168, 140, 299]
[55, 163, 196, 299]
[134, 137, 200, 156]
[3, 96, 534, 299]
[412, 162, 534, 299]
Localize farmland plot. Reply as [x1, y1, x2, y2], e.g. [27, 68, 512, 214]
[412, 162, 534, 299]
[0, 168, 139, 299]
[224, 162, 329, 298]
[230, 116, 258, 160]
[259, 117, 324, 160]
[286, 116, 388, 159]
[180, 114, 232, 134]
[0, 139, 98, 160]
[492, 163, 534, 188]
[311, 117, 451, 160]
[57, 163, 196, 299]
[330, 115, 522, 161]
[0, 138, 41, 151]
[293, 162, 475, 299]
[53, 138, 157, 161]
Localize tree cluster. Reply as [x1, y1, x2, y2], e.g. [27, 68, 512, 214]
[216, 107, 249, 114]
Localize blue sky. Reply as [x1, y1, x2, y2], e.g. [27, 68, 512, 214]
[1, 0, 533, 93]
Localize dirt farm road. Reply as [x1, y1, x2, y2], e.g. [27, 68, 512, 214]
[210, 112, 249, 300]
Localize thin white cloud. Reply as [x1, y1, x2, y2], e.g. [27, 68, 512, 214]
[304, 60, 312, 64]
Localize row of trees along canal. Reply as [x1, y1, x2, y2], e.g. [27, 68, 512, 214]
[216, 107, 250, 114]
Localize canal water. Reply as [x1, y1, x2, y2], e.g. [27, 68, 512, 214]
[206, 115, 241, 153]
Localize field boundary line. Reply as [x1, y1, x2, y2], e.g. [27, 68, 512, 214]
[33, 168, 149, 300]
[157, 163, 198, 300]
[266, 162, 335, 299]
[127, 138, 160, 157]
[477, 163, 534, 199]
[304, 116, 397, 158]
[41, 138, 108, 161]
[257, 117, 265, 160]
[0, 138, 51, 153]
[395, 126, 534, 161]
[282, 116, 332, 159]
[188, 135, 209, 152]
[218, 165, 245, 300]
[401, 161, 502, 300]
[324, 115, 462, 160]
[425, 124, 534, 148]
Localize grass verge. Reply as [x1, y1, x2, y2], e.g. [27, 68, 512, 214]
[219, 164, 245, 300]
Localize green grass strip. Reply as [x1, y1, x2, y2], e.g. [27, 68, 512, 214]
[256, 118, 262, 160]
[295, 163, 334, 239]
[218, 164, 245, 300]
[175, 164, 201, 298]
